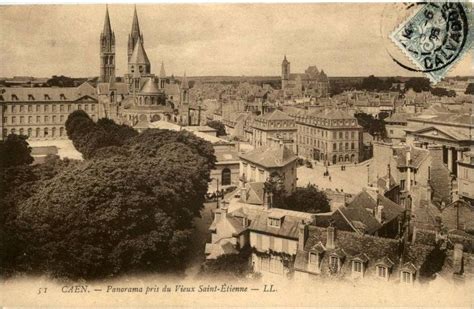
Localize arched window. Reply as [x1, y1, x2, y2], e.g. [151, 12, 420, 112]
[345, 154, 350, 162]
[339, 155, 344, 162]
[222, 168, 231, 186]
[44, 127, 48, 137]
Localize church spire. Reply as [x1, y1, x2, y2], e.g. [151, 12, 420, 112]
[181, 71, 189, 89]
[100, 5, 115, 83]
[128, 5, 143, 62]
[160, 62, 166, 78]
[102, 5, 112, 36]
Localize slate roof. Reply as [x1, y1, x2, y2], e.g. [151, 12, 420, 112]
[140, 78, 161, 94]
[239, 143, 297, 168]
[348, 190, 405, 226]
[258, 109, 294, 121]
[241, 182, 265, 205]
[409, 126, 471, 141]
[294, 225, 401, 276]
[392, 146, 429, 169]
[97, 82, 129, 96]
[338, 206, 382, 235]
[248, 208, 315, 239]
[1, 82, 97, 102]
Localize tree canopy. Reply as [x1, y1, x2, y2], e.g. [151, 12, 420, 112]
[0, 134, 33, 168]
[206, 120, 227, 137]
[273, 184, 330, 214]
[354, 112, 387, 138]
[1, 116, 216, 280]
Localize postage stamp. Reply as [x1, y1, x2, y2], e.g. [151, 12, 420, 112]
[390, 2, 473, 83]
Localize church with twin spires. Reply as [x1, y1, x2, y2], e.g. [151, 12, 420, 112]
[97, 6, 189, 128]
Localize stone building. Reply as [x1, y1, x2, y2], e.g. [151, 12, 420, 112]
[290, 108, 363, 164]
[1, 82, 98, 140]
[239, 140, 298, 195]
[457, 152, 474, 205]
[251, 109, 296, 150]
[281, 56, 330, 99]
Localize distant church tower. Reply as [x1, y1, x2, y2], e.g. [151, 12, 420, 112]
[180, 72, 189, 105]
[281, 55, 290, 91]
[128, 5, 143, 63]
[100, 6, 115, 83]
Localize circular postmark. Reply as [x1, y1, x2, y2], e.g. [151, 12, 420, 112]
[380, 2, 471, 81]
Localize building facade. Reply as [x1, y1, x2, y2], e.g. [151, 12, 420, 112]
[251, 110, 296, 150]
[290, 108, 363, 164]
[1, 82, 98, 140]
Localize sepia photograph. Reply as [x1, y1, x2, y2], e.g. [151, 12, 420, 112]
[0, 2, 473, 307]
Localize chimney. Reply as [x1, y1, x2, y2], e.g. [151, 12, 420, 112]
[387, 164, 391, 188]
[375, 198, 384, 223]
[263, 191, 273, 210]
[326, 225, 336, 250]
[298, 222, 308, 250]
[240, 186, 247, 203]
[453, 243, 464, 275]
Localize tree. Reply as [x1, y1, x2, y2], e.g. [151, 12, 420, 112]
[405, 77, 431, 92]
[465, 83, 474, 95]
[354, 112, 386, 138]
[431, 87, 456, 97]
[206, 120, 227, 137]
[199, 247, 252, 279]
[0, 134, 33, 168]
[278, 184, 330, 214]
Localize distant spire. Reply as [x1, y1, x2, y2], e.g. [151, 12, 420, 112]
[181, 71, 189, 89]
[160, 62, 166, 78]
[102, 5, 112, 36]
[131, 4, 141, 39]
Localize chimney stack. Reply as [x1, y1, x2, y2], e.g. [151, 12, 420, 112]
[263, 191, 273, 210]
[326, 225, 336, 250]
[375, 198, 384, 223]
[298, 222, 308, 250]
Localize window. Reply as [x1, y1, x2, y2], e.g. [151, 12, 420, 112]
[60, 94, 66, 100]
[309, 253, 318, 264]
[353, 261, 362, 273]
[377, 266, 387, 278]
[351, 142, 355, 150]
[60, 105, 64, 112]
[11, 105, 16, 113]
[330, 256, 339, 270]
[36, 116, 40, 123]
[333, 143, 337, 151]
[221, 168, 231, 186]
[339, 132, 343, 139]
[52, 105, 56, 112]
[400, 179, 405, 190]
[44, 115, 49, 123]
[351, 131, 355, 139]
[60, 115, 64, 122]
[44, 94, 50, 100]
[91, 105, 95, 112]
[68, 104, 72, 112]
[28, 116, 32, 124]
[20, 105, 24, 112]
[28, 105, 32, 112]
[36, 105, 40, 112]
[52, 115, 56, 123]
[268, 218, 281, 227]
[401, 271, 412, 283]
[28, 95, 34, 101]
[19, 116, 24, 124]
[333, 131, 337, 139]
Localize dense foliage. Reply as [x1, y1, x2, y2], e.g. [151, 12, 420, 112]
[465, 83, 474, 95]
[1, 114, 216, 280]
[206, 120, 227, 137]
[199, 247, 253, 279]
[0, 134, 33, 168]
[354, 112, 387, 138]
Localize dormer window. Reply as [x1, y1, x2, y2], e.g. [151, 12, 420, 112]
[351, 253, 369, 278]
[377, 266, 388, 280]
[44, 94, 50, 100]
[28, 94, 34, 101]
[401, 271, 413, 284]
[11, 94, 18, 101]
[60, 94, 66, 100]
[268, 218, 281, 227]
[329, 256, 340, 272]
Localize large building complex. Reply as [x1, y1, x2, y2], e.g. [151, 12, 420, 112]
[290, 108, 363, 164]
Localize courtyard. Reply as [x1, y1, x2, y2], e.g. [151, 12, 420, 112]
[297, 160, 371, 194]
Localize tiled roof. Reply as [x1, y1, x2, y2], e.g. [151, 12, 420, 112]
[239, 143, 297, 168]
[338, 205, 382, 235]
[348, 190, 405, 225]
[258, 109, 293, 121]
[393, 146, 429, 169]
[97, 82, 129, 96]
[248, 208, 315, 239]
[294, 225, 401, 275]
[1, 82, 97, 102]
[241, 182, 265, 205]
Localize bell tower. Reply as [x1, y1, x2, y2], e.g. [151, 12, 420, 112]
[100, 5, 115, 83]
[281, 55, 290, 91]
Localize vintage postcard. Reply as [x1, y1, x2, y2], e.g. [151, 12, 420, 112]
[0, 2, 473, 307]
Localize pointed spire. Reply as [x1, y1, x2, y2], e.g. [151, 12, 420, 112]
[102, 5, 112, 35]
[160, 62, 166, 78]
[181, 71, 189, 89]
[129, 36, 150, 65]
[131, 4, 141, 38]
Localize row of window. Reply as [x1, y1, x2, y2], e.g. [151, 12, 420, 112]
[5, 103, 96, 113]
[5, 127, 66, 138]
[298, 125, 359, 140]
[308, 253, 414, 283]
[9, 93, 67, 101]
[294, 117, 357, 128]
[4, 114, 71, 125]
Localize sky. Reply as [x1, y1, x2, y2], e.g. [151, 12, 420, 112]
[0, 3, 471, 78]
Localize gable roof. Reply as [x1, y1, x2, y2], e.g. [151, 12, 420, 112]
[1, 83, 98, 103]
[239, 143, 297, 168]
[348, 190, 405, 225]
[409, 126, 471, 142]
[258, 109, 293, 121]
